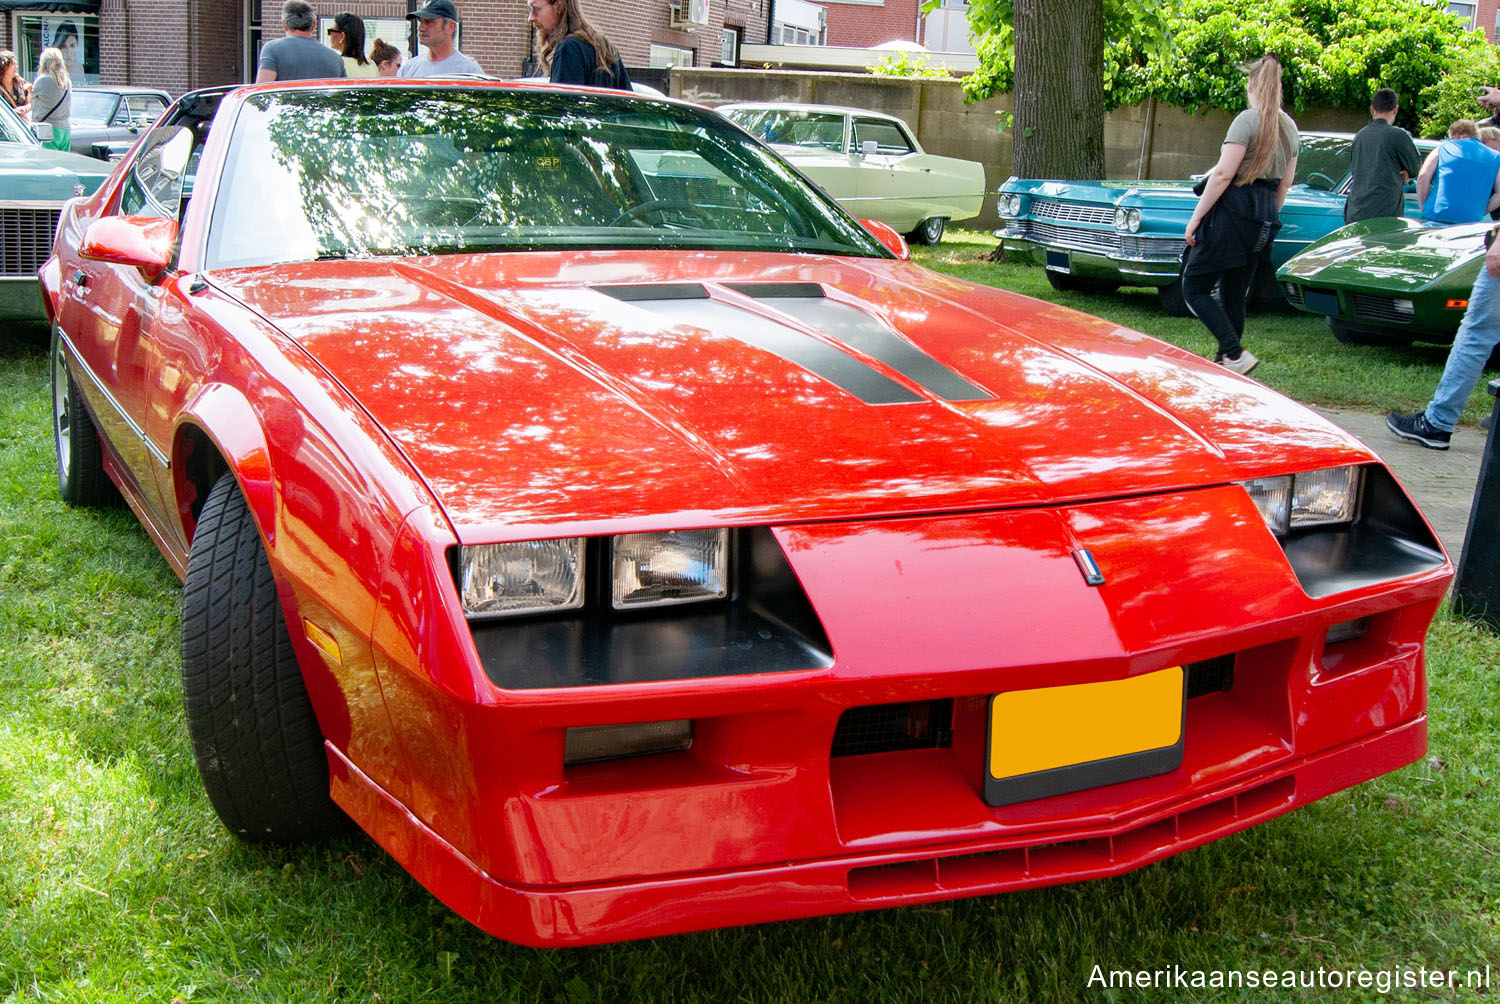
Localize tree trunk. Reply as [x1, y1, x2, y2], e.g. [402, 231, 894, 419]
[1012, 0, 1106, 179]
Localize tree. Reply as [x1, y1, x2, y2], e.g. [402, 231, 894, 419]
[1010, 0, 1104, 178]
[960, 0, 1482, 177]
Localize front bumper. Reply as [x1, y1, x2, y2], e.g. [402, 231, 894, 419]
[997, 222, 1185, 286]
[332, 714, 1426, 946]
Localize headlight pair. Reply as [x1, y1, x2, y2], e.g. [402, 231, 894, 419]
[1240, 466, 1360, 536]
[1001, 194, 1024, 217]
[1113, 207, 1142, 232]
[459, 529, 729, 618]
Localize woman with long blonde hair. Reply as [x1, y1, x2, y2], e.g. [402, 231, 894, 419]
[1181, 54, 1300, 375]
[529, 0, 631, 90]
[30, 47, 71, 151]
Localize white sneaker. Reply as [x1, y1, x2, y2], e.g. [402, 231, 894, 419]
[1220, 349, 1260, 375]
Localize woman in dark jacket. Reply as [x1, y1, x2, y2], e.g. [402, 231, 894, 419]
[1182, 54, 1300, 376]
[529, 0, 631, 91]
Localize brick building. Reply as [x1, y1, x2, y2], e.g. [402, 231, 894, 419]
[0, 0, 781, 96]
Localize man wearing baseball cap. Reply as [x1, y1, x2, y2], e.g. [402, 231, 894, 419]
[399, 0, 484, 78]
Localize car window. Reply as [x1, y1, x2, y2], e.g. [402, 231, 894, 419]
[1293, 135, 1352, 190]
[72, 91, 119, 125]
[853, 118, 914, 156]
[126, 95, 167, 126]
[206, 89, 887, 268]
[724, 108, 847, 152]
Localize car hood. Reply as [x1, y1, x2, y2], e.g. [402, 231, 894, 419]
[0, 143, 111, 198]
[211, 251, 1372, 537]
[1278, 219, 1490, 289]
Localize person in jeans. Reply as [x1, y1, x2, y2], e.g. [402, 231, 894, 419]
[1387, 233, 1500, 450]
[1182, 54, 1300, 377]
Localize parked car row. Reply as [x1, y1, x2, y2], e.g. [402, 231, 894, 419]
[38, 79, 1451, 947]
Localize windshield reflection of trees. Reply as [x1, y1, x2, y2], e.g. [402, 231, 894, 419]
[252, 90, 875, 260]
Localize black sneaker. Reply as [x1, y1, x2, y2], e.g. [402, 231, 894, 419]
[1386, 411, 1451, 450]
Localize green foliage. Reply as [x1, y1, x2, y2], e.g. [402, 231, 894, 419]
[965, 0, 1487, 128]
[1417, 44, 1500, 138]
[868, 52, 955, 78]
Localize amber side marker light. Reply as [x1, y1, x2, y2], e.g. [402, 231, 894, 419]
[1446, 298, 1470, 309]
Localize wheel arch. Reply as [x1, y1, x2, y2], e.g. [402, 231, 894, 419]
[171, 384, 275, 549]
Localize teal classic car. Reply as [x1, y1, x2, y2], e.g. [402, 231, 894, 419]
[1277, 217, 1487, 346]
[997, 134, 1436, 314]
[0, 99, 112, 322]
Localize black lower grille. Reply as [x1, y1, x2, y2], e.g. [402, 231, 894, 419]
[1185, 654, 1234, 699]
[1, 207, 61, 278]
[831, 699, 954, 757]
[1350, 292, 1413, 324]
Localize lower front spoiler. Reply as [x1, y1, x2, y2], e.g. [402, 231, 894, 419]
[327, 715, 1425, 947]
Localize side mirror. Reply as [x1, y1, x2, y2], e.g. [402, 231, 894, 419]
[860, 219, 910, 260]
[80, 215, 179, 279]
[861, 139, 879, 157]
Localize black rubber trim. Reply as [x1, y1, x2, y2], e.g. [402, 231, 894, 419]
[594, 282, 708, 301]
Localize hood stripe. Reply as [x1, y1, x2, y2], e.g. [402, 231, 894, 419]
[599, 282, 991, 405]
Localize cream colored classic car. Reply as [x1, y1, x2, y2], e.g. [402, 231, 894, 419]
[719, 101, 985, 244]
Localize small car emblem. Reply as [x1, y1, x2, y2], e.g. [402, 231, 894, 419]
[1072, 548, 1105, 586]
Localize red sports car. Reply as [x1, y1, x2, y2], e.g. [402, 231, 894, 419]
[42, 81, 1452, 947]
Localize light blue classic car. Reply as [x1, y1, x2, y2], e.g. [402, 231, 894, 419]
[997, 133, 1435, 314]
[0, 99, 112, 321]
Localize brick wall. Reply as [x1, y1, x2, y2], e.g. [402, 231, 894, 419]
[821, 0, 920, 49]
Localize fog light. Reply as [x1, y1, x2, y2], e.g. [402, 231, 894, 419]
[564, 720, 693, 765]
[1325, 618, 1369, 645]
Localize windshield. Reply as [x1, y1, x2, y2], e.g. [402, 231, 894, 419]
[0, 100, 38, 145]
[206, 87, 888, 268]
[72, 91, 119, 124]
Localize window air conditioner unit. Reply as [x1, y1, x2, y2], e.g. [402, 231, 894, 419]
[670, 0, 709, 27]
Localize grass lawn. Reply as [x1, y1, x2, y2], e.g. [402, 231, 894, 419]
[2, 246, 1498, 1003]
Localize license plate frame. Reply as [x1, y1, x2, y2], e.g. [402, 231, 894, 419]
[1044, 249, 1072, 273]
[984, 666, 1186, 807]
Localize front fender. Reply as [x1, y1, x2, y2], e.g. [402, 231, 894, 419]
[172, 384, 276, 547]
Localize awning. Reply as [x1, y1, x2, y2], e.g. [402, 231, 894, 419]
[0, 0, 100, 11]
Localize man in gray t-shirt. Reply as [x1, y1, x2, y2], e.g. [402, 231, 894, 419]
[257, 0, 346, 82]
[398, 0, 484, 78]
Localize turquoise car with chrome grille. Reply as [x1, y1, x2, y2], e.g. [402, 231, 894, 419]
[996, 134, 1435, 315]
[0, 99, 112, 322]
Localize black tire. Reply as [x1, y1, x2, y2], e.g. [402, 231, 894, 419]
[181, 471, 350, 843]
[50, 325, 118, 508]
[1045, 270, 1120, 295]
[1157, 279, 1192, 317]
[907, 217, 946, 245]
[1327, 317, 1413, 348]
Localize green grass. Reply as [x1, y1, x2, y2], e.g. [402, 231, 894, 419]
[914, 229, 1500, 426]
[2, 262, 1499, 1002]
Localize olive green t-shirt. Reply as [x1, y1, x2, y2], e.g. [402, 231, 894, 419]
[1223, 108, 1300, 179]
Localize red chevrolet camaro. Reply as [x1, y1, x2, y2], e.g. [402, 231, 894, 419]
[41, 80, 1452, 947]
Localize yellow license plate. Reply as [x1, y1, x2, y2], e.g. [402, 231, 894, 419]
[985, 666, 1185, 806]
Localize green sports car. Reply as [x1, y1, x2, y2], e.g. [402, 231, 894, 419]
[1276, 217, 1488, 347]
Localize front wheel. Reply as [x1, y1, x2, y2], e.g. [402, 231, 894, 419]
[1157, 279, 1192, 317]
[907, 217, 946, 245]
[51, 325, 118, 507]
[181, 472, 351, 843]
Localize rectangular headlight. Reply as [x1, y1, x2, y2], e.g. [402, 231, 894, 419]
[1240, 466, 1361, 537]
[459, 539, 584, 617]
[612, 529, 729, 609]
